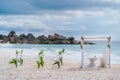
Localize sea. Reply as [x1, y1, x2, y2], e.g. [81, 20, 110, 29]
[0, 41, 120, 64]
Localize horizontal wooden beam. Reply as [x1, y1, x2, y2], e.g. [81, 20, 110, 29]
[82, 37, 111, 40]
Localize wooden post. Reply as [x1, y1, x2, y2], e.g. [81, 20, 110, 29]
[80, 37, 84, 68]
[16, 50, 19, 68]
[107, 36, 111, 68]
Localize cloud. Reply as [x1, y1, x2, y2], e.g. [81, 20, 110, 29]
[0, 15, 50, 31]
[92, 0, 120, 4]
[0, 14, 88, 37]
[105, 20, 119, 24]
[0, 0, 37, 14]
[0, 3, 120, 41]
[64, 10, 105, 17]
[0, 0, 120, 15]
[80, 25, 88, 30]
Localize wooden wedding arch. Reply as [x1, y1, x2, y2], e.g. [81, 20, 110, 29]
[80, 36, 111, 68]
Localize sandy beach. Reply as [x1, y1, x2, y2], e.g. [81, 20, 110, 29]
[1, 0, 120, 79]
[0, 53, 120, 80]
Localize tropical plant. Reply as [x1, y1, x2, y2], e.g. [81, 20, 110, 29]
[59, 49, 65, 65]
[38, 49, 44, 56]
[36, 50, 44, 68]
[53, 49, 65, 68]
[18, 58, 23, 65]
[9, 58, 17, 68]
[9, 50, 24, 68]
[19, 50, 23, 65]
[53, 60, 60, 68]
[9, 50, 19, 68]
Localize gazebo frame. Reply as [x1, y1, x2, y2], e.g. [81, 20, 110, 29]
[80, 36, 111, 68]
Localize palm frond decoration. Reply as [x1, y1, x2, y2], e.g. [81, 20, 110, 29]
[16, 50, 19, 55]
[53, 60, 60, 68]
[59, 49, 65, 65]
[36, 61, 40, 68]
[37, 50, 44, 68]
[9, 58, 17, 68]
[15, 50, 19, 61]
[62, 49, 65, 53]
[59, 49, 65, 55]
[38, 49, 44, 56]
[36, 56, 44, 68]
[19, 50, 23, 65]
[60, 57, 63, 65]
[107, 37, 111, 49]
[18, 58, 23, 65]
[107, 44, 110, 49]
[53, 49, 65, 68]
[80, 44, 83, 49]
[9, 50, 24, 68]
[40, 56, 44, 67]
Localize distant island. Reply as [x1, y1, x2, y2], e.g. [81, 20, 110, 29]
[0, 31, 94, 44]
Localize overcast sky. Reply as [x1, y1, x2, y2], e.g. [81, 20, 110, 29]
[0, 0, 120, 40]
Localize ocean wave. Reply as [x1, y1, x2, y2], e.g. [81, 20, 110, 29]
[0, 45, 120, 64]
[0, 44, 14, 48]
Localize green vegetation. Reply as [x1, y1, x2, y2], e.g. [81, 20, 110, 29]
[36, 50, 44, 68]
[53, 49, 65, 68]
[19, 50, 23, 65]
[59, 49, 65, 65]
[9, 50, 23, 68]
[9, 58, 17, 68]
[53, 60, 60, 68]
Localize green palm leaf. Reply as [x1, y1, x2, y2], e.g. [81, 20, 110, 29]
[9, 50, 24, 68]
[40, 56, 44, 67]
[18, 58, 23, 65]
[39, 50, 44, 56]
[53, 60, 60, 68]
[36, 61, 40, 68]
[37, 50, 44, 68]
[60, 58, 63, 65]
[59, 49, 65, 55]
[9, 58, 17, 68]
[16, 50, 19, 54]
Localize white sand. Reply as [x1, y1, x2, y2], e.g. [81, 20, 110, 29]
[0, 53, 120, 80]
